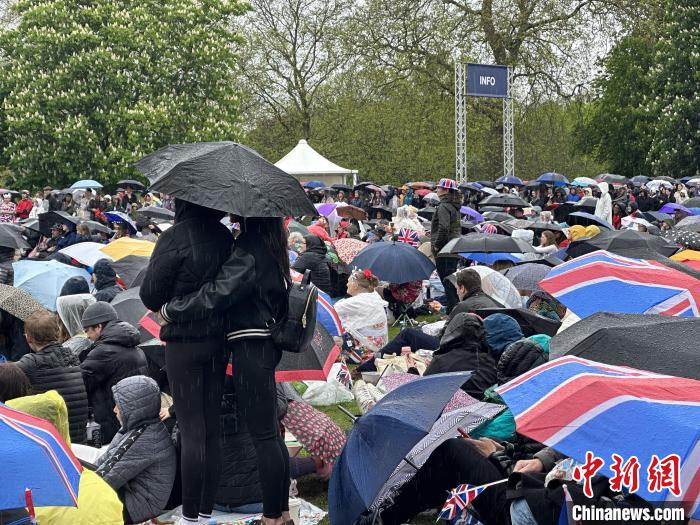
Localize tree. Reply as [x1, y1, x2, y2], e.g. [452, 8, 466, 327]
[646, 0, 700, 178]
[0, 0, 247, 188]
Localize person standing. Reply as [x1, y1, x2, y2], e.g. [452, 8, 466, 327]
[431, 178, 462, 312]
[139, 199, 235, 525]
[157, 216, 293, 525]
[0, 193, 16, 223]
[594, 182, 613, 225]
[16, 190, 33, 220]
[43, 186, 61, 211]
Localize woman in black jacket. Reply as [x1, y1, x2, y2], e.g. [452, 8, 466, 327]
[291, 235, 331, 293]
[160, 216, 292, 525]
[139, 200, 234, 525]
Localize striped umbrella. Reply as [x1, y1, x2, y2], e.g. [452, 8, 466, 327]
[497, 356, 700, 519]
[291, 270, 344, 337]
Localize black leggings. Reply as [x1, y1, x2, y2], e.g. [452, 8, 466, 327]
[230, 338, 290, 519]
[166, 339, 227, 520]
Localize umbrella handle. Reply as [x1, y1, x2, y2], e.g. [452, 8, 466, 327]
[337, 405, 357, 423]
[25, 488, 37, 524]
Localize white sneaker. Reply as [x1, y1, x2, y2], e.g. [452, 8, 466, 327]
[198, 515, 213, 524]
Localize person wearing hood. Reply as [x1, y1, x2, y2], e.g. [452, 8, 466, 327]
[60, 275, 90, 297]
[496, 338, 548, 385]
[95, 375, 176, 524]
[139, 198, 235, 525]
[447, 269, 503, 321]
[635, 188, 657, 212]
[594, 181, 613, 225]
[483, 313, 523, 359]
[57, 293, 96, 358]
[431, 178, 463, 312]
[16, 310, 89, 443]
[7, 390, 124, 525]
[0, 246, 15, 285]
[291, 234, 332, 293]
[424, 313, 497, 400]
[92, 259, 123, 303]
[79, 301, 147, 442]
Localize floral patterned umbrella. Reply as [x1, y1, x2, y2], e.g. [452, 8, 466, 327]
[334, 238, 368, 264]
[281, 400, 347, 463]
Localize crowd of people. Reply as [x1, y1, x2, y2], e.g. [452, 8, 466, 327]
[0, 171, 696, 525]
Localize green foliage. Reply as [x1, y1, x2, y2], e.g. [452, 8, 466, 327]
[0, 0, 248, 188]
[645, 0, 700, 178]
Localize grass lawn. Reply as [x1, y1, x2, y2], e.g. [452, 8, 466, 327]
[296, 314, 441, 524]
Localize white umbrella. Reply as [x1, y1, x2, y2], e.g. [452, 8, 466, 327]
[572, 177, 598, 187]
[58, 242, 113, 267]
[469, 266, 523, 308]
[645, 180, 672, 192]
[423, 192, 439, 203]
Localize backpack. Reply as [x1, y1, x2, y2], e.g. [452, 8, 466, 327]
[269, 270, 318, 353]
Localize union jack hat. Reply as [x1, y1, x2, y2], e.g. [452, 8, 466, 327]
[438, 178, 459, 191]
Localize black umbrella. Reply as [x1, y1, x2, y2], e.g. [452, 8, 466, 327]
[527, 222, 564, 233]
[369, 206, 393, 220]
[504, 218, 533, 229]
[19, 218, 41, 233]
[37, 211, 80, 236]
[331, 184, 353, 192]
[514, 255, 564, 267]
[474, 308, 561, 337]
[439, 233, 535, 255]
[566, 229, 679, 258]
[116, 179, 146, 190]
[682, 197, 700, 208]
[0, 224, 30, 249]
[81, 220, 113, 235]
[482, 220, 515, 236]
[549, 312, 700, 380]
[652, 176, 676, 183]
[137, 206, 175, 221]
[417, 207, 435, 220]
[135, 141, 316, 218]
[139, 338, 166, 369]
[277, 323, 340, 382]
[478, 194, 529, 208]
[664, 229, 700, 251]
[110, 287, 149, 341]
[482, 211, 514, 223]
[596, 173, 628, 185]
[111, 255, 150, 289]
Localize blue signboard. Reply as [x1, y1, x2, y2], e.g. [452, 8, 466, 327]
[467, 64, 508, 98]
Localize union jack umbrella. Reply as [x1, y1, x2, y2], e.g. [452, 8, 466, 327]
[397, 228, 420, 247]
[539, 250, 700, 318]
[0, 402, 82, 509]
[497, 356, 700, 519]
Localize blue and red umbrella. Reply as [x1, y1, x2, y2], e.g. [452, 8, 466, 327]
[291, 270, 344, 337]
[540, 250, 700, 318]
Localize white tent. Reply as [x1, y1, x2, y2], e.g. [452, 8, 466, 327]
[275, 139, 357, 186]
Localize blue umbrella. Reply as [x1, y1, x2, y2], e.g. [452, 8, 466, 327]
[13, 260, 90, 311]
[659, 202, 694, 216]
[630, 175, 650, 184]
[495, 175, 523, 186]
[459, 206, 484, 222]
[459, 182, 483, 192]
[350, 241, 435, 283]
[329, 372, 472, 525]
[69, 179, 103, 189]
[459, 252, 522, 265]
[303, 181, 325, 189]
[536, 172, 569, 186]
[567, 211, 614, 230]
[105, 211, 138, 234]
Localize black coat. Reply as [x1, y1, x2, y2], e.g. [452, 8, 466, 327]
[447, 290, 503, 322]
[292, 235, 331, 293]
[93, 259, 123, 303]
[79, 321, 147, 442]
[496, 339, 547, 385]
[140, 201, 234, 342]
[430, 192, 462, 254]
[16, 344, 89, 443]
[424, 313, 497, 400]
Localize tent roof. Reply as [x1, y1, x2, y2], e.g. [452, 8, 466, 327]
[275, 139, 354, 176]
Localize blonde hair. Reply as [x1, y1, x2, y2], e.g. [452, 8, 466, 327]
[351, 270, 379, 292]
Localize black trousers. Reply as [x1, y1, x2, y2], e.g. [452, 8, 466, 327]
[166, 338, 227, 520]
[230, 338, 290, 519]
[436, 257, 459, 313]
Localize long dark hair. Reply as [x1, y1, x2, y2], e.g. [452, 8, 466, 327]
[236, 216, 291, 284]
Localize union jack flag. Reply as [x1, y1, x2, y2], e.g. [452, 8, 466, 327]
[335, 362, 353, 389]
[539, 250, 700, 318]
[397, 228, 420, 247]
[439, 484, 485, 520]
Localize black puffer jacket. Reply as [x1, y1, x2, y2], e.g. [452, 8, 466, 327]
[16, 343, 89, 443]
[431, 191, 462, 254]
[424, 313, 497, 400]
[292, 235, 331, 293]
[93, 259, 123, 303]
[162, 230, 288, 343]
[140, 200, 234, 342]
[448, 290, 503, 322]
[79, 321, 147, 442]
[496, 339, 547, 385]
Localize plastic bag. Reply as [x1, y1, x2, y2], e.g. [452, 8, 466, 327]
[302, 379, 354, 406]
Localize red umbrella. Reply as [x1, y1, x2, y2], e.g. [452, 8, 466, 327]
[415, 189, 431, 197]
[281, 400, 346, 463]
[334, 238, 368, 264]
[409, 182, 432, 190]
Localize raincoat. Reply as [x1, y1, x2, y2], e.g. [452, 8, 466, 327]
[6, 391, 123, 525]
[57, 294, 96, 358]
[594, 182, 613, 224]
[392, 205, 425, 235]
[334, 291, 389, 355]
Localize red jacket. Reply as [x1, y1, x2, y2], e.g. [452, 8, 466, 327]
[307, 224, 333, 243]
[16, 198, 33, 220]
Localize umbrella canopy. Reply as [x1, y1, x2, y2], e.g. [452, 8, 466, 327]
[111, 287, 147, 331]
[683, 197, 700, 208]
[369, 205, 392, 220]
[287, 220, 309, 236]
[139, 338, 166, 369]
[136, 206, 175, 221]
[13, 260, 90, 311]
[281, 400, 346, 463]
[646, 179, 673, 192]
[571, 177, 598, 187]
[659, 202, 694, 216]
[136, 141, 316, 217]
[58, 242, 113, 267]
[81, 220, 113, 235]
[414, 189, 431, 197]
[0, 284, 46, 321]
[328, 372, 472, 525]
[69, 179, 102, 189]
[334, 238, 368, 265]
[459, 252, 522, 265]
[596, 173, 628, 185]
[630, 175, 650, 184]
[549, 312, 700, 379]
[671, 249, 700, 264]
[275, 323, 341, 382]
[100, 238, 155, 261]
[653, 175, 676, 183]
[474, 307, 561, 337]
[0, 223, 30, 249]
[303, 181, 325, 189]
[407, 182, 432, 190]
[514, 255, 564, 268]
[0, 403, 82, 509]
[496, 357, 700, 519]
[111, 255, 150, 289]
[291, 269, 344, 337]
[566, 229, 680, 258]
[460, 206, 484, 222]
[331, 184, 352, 192]
[104, 211, 137, 234]
[676, 216, 700, 232]
[351, 241, 435, 284]
[439, 233, 535, 255]
[640, 211, 673, 223]
[664, 229, 700, 251]
[417, 207, 436, 220]
[495, 175, 523, 186]
[536, 172, 568, 186]
[567, 211, 614, 230]
[503, 263, 550, 293]
[37, 211, 80, 236]
[478, 194, 529, 208]
[116, 179, 145, 190]
[482, 211, 513, 222]
[335, 204, 367, 221]
[465, 266, 523, 309]
[540, 250, 700, 318]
